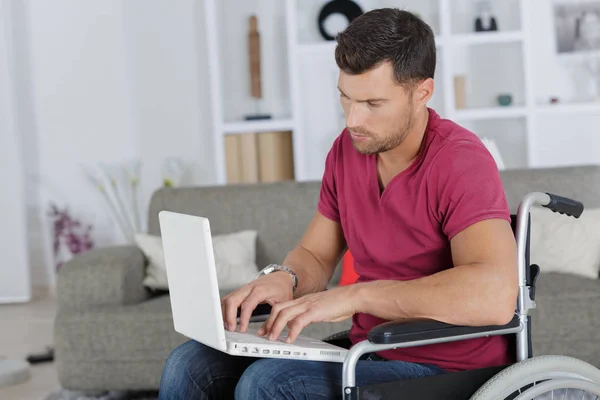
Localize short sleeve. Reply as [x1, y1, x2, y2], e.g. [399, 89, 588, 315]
[429, 139, 511, 240]
[317, 139, 341, 222]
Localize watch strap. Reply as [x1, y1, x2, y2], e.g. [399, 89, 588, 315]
[256, 264, 298, 291]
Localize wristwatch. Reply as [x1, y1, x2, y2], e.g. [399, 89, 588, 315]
[255, 264, 298, 292]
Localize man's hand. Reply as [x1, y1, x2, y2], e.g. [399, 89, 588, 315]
[221, 272, 294, 333]
[257, 285, 358, 344]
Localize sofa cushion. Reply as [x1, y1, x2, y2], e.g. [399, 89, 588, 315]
[530, 206, 600, 279]
[55, 295, 351, 367]
[531, 272, 600, 367]
[134, 230, 260, 292]
[146, 181, 335, 273]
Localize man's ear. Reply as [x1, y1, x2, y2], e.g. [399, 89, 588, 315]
[413, 78, 434, 106]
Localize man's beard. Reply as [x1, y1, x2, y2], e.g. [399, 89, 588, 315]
[350, 112, 414, 155]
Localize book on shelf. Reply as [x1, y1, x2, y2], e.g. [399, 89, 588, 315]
[224, 131, 295, 184]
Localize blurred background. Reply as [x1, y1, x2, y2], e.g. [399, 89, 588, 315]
[1, 0, 599, 398]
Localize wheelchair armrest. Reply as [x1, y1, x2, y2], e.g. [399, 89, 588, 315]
[368, 315, 520, 345]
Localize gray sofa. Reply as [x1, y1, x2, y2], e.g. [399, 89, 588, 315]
[54, 165, 600, 391]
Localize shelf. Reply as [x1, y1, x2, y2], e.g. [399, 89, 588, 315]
[450, 0, 522, 35]
[454, 106, 527, 121]
[450, 31, 523, 46]
[297, 35, 444, 57]
[222, 118, 295, 134]
[535, 102, 600, 115]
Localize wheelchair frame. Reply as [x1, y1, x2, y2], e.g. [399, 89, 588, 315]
[340, 191, 585, 400]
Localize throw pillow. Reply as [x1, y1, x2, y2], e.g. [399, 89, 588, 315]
[134, 230, 260, 292]
[529, 206, 600, 279]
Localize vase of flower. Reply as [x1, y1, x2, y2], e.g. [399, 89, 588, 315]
[48, 203, 94, 271]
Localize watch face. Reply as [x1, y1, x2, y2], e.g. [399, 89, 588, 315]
[264, 265, 277, 274]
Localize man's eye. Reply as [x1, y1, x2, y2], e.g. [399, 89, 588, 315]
[368, 102, 381, 108]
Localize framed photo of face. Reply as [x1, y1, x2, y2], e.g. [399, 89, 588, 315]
[553, 1, 600, 54]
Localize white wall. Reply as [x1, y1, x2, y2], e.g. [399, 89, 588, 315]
[120, 0, 216, 221]
[6, 0, 599, 289]
[26, 0, 138, 248]
[0, 0, 31, 302]
[9, 0, 216, 287]
[13, 0, 142, 287]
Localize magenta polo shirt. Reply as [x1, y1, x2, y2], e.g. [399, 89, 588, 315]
[318, 108, 513, 372]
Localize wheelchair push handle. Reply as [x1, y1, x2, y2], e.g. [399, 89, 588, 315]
[543, 192, 584, 218]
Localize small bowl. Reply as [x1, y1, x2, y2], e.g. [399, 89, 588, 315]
[497, 94, 513, 107]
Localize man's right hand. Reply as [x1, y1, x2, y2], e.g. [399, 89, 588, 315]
[221, 271, 295, 333]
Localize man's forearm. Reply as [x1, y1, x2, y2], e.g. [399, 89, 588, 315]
[354, 263, 518, 327]
[281, 245, 337, 298]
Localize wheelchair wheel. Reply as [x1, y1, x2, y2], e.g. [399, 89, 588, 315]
[470, 355, 600, 400]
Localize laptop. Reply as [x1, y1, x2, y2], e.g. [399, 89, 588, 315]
[158, 210, 349, 363]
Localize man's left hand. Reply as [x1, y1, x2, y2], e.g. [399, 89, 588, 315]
[257, 285, 360, 343]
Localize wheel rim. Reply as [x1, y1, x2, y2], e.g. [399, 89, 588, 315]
[487, 371, 598, 399]
[512, 378, 600, 400]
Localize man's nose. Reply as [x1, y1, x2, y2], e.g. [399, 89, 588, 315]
[345, 104, 364, 129]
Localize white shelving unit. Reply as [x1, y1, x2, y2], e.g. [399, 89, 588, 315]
[287, 0, 538, 178]
[535, 102, 600, 115]
[204, 0, 600, 185]
[454, 106, 528, 121]
[222, 119, 296, 134]
[451, 31, 524, 45]
[203, 0, 298, 184]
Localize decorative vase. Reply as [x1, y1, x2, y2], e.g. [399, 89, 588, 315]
[497, 94, 513, 107]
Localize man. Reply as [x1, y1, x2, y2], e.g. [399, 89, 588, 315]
[158, 8, 518, 400]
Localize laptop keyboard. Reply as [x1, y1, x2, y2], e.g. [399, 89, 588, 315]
[226, 329, 290, 345]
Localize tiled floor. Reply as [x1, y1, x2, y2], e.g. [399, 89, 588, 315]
[0, 288, 60, 400]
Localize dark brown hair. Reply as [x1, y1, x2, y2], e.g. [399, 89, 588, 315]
[335, 8, 436, 88]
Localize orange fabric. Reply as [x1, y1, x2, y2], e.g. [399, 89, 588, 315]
[339, 251, 359, 285]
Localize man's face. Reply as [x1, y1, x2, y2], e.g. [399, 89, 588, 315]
[337, 61, 419, 155]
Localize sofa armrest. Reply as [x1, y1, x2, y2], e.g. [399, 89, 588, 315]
[56, 245, 150, 309]
[368, 315, 521, 345]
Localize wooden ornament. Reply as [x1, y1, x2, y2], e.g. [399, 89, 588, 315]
[248, 15, 262, 99]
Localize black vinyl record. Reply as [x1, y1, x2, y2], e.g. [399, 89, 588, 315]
[318, 0, 364, 41]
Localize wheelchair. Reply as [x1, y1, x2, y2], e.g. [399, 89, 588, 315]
[325, 192, 600, 399]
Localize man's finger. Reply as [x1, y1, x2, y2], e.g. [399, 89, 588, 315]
[259, 299, 297, 337]
[268, 303, 307, 341]
[238, 289, 265, 333]
[258, 302, 284, 336]
[286, 313, 312, 344]
[222, 286, 251, 331]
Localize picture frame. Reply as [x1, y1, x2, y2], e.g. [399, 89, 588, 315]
[553, 1, 600, 55]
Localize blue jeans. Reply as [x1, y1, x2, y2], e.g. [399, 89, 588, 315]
[158, 340, 445, 400]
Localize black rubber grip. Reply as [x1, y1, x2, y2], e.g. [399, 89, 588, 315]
[543, 193, 584, 218]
